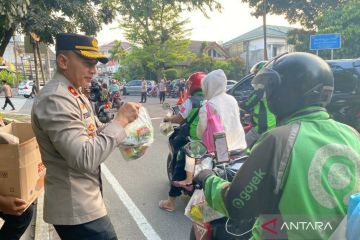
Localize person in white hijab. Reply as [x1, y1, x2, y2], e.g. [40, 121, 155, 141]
[177, 69, 247, 187]
[197, 69, 247, 151]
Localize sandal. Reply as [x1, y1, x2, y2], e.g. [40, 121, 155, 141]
[172, 181, 194, 192]
[159, 200, 175, 212]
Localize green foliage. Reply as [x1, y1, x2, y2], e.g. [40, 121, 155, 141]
[316, 0, 360, 59]
[287, 29, 316, 52]
[286, 0, 360, 59]
[23, 0, 116, 45]
[109, 40, 127, 62]
[0, 0, 29, 29]
[1, 0, 116, 56]
[241, 0, 347, 30]
[113, 0, 221, 80]
[183, 56, 246, 80]
[0, 70, 23, 87]
[163, 68, 178, 80]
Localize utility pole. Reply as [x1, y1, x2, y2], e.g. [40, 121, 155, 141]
[12, 35, 19, 85]
[30, 32, 41, 91]
[36, 42, 46, 85]
[263, 0, 268, 60]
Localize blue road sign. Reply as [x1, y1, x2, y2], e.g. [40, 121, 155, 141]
[310, 33, 341, 50]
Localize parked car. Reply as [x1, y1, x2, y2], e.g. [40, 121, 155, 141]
[122, 80, 153, 95]
[226, 80, 237, 90]
[18, 81, 44, 98]
[227, 58, 360, 131]
[17, 80, 37, 98]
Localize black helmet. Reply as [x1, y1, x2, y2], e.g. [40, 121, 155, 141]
[252, 52, 334, 120]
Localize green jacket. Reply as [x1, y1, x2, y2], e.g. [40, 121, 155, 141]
[203, 107, 360, 239]
[242, 89, 276, 134]
[186, 91, 204, 140]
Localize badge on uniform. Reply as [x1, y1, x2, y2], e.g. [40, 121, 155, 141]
[68, 86, 79, 97]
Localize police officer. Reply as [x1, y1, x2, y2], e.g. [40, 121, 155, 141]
[31, 33, 140, 240]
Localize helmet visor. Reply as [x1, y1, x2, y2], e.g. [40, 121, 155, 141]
[252, 67, 282, 98]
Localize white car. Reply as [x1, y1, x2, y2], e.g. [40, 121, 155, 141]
[18, 81, 43, 98]
[226, 80, 237, 90]
[18, 81, 34, 98]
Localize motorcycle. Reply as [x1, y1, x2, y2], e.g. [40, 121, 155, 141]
[160, 103, 181, 182]
[182, 141, 251, 240]
[148, 85, 159, 97]
[110, 91, 122, 109]
[97, 101, 117, 123]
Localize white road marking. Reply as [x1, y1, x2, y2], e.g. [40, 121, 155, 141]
[150, 117, 163, 120]
[102, 164, 162, 240]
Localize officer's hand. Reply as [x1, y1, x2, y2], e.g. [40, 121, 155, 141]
[115, 102, 140, 127]
[0, 195, 28, 216]
[193, 169, 215, 189]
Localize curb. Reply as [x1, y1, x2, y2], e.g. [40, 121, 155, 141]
[34, 192, 50, 240]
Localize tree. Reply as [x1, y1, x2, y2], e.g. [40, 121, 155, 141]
[287, 29, 316, 52]
[287, 0, 360, 59]
[113, 0, 221, 80]
[316, 0, 360, 58]
[0, 0, 116, 56]
[183, 56, 246, 80]
[0, 0, 30, 56]
[109, 40, 128, 62]
[163, 68, 178, 80]
[240, 0, 347, 29]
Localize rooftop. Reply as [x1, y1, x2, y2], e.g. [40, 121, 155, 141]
[223, 25, 295, 46]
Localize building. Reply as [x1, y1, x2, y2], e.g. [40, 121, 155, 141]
[97, 41, 131, 75]
[223, 25, 295, 70]
[188, 40, 229, 60]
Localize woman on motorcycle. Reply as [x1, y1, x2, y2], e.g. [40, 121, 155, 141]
[158, 72, 206, 212]
[174, 69, 247, 187]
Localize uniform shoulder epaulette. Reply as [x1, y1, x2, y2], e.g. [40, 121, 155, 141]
[67, 86, 80, 98]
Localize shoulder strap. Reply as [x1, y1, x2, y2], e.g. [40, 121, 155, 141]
[187, 107, 200, 125]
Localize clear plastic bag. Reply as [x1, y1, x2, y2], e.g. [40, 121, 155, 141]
[159, 121, 174, 136]
[118, 107, 154, 160]
[185, 189, 224, 223]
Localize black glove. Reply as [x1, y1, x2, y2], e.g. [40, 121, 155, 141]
[193, 169, 215, 189]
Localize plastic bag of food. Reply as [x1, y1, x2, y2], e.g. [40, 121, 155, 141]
[159, 121, 174, 136]
[118, 107, 154, 160]
[184, 189, 224, 223]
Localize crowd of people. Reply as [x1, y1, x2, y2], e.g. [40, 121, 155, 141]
[1, 32, 359, 240]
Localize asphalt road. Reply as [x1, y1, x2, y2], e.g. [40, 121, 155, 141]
[10, 94, 193, 240]
[102, 95, 192, 240]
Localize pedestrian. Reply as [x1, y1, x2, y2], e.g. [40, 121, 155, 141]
[140, 77, 147, 103]
[30, 83, 37, 98]
[1, 80, 15, 111]
[159, 78, 166, 104]
[31, 33, 140, 240]
[177, 79, 185, 99]
[0, 194, 34, 240]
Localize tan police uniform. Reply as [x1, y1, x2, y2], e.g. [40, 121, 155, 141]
[31, 72, 126, 225]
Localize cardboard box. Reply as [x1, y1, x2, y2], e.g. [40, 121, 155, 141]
[0, 122, 45, 205]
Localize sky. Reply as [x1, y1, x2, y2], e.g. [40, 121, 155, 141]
[96, 0, 300, 46]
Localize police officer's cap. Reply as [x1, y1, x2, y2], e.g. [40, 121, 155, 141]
[56, 33, 108, 64]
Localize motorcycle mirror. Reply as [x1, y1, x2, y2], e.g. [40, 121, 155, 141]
[162, 103, 170, 110]
[183, 141, 208, 158]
